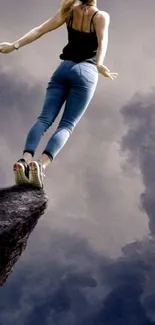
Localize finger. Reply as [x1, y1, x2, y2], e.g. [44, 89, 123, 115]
[111, 73, 118, 77]
[110, 74, 118, 80]
[108, 74, 114, 80]
[111, 74, 117, 79]
[109, 73, 117, 80]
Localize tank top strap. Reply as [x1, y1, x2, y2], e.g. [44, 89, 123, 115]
[67, 10, 74, 28]
[90, 10, 99, 32]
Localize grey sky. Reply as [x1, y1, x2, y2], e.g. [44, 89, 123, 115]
[0, 0, 154, 256]
[0, 1, 155, 324]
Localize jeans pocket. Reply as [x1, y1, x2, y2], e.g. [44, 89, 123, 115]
[79, 62, 98, 84]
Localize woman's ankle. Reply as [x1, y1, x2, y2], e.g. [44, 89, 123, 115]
[23, 152, 33, 165]
[40, 153, 52, 169]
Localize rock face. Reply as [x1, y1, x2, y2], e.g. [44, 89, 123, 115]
[0, 184, 48, 286]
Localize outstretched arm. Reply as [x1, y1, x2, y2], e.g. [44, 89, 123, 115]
[0, 10, 66, 53]
[14, 10, 66, 48]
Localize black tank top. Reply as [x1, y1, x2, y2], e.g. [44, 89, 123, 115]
[59, 9, 99, 65]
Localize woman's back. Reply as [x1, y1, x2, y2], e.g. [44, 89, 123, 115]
[60, 4, 99, 64]
[66, 4, 98, 32]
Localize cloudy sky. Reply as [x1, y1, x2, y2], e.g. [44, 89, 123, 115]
[0, 0, 155, 324]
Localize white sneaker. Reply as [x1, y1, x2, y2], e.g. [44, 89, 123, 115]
[29, 160, 46, 189]
[13, 158, 30, 185]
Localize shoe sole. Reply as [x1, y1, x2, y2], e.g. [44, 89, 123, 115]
[29, 161, 43, 188]
[13, 162, 29, 185]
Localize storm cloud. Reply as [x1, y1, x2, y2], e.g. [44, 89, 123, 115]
[121, 89, 155, 233]
[0, 0, 155, 324]
[0, 230, 155, 324]
[1, 89, 155, 324]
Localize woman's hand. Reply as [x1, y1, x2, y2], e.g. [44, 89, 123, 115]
[97, 65, 118, 80]
[0, 42, 14, 54]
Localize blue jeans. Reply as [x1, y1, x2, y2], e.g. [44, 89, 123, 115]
[23, 60, 98, 160]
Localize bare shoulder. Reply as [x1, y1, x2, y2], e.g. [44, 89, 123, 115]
[95, 10, 110, 23]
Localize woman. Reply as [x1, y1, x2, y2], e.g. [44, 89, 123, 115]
[0, 0, 118, 189]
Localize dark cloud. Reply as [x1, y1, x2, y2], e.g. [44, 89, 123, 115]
[0, 230, 155, 324]
[0, 231, 111, 325]
[1, 88, 155, 324]
[121, 89, 155, 233]
[0, 1, 155, 322]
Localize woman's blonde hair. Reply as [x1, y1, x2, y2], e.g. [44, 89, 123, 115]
[60, 0, 93, 20]
[60, 0, 77, 20]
